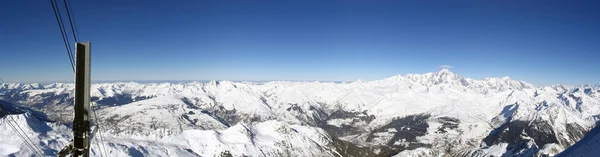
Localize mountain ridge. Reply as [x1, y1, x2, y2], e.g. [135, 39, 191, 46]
[1, 70, 599, 156]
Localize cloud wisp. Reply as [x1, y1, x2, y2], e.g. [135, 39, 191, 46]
[439, 65, 454, 69]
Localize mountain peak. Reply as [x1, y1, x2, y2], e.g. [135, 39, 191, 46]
[434, 68, 456, 77]
[436, 68, 452, 73]
[429, 68, 464, 85]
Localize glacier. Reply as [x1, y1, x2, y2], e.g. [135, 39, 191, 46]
[1, 69, 599, 156]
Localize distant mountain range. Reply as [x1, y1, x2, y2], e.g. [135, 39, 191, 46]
[1, 69, 599, 156]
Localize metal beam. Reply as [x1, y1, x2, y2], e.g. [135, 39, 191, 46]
[73, 42, 91, 156]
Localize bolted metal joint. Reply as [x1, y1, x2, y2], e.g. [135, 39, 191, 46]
[72, 120, 90, 135]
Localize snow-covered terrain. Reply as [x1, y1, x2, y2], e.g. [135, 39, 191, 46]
[556, 123, 600, 157]
[1, 69, 599, 156]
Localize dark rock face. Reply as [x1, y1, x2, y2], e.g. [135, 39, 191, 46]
[566, 123, 587, 142]
[330, 137, 376, 157]
[527, 120, 559, 147]
[556, 123, 600, 157]
[436, 117, 459, 134]
[367, 114, 430, 144]
[485, 120, 556, 146]
[286, 103, 304, 114]
[561, 123, 589, 148]
[328, 110, 376, 122]
[313, 109, 453, 156]
[0, 90, 29, 103]
[365, 114, 433, 156]
[0, 100, 27, 115]
[480, 100, 586, 156]
[308, 105, 328, 125]
[208, 106, 239, 127]
[321, 124, 362, 139]
[452, 149, 486, 157]
[264, 105, 382, 156]
[321, 110, 375, 137]
[95, 93, 153, 107]
[483, 118, 567, 156]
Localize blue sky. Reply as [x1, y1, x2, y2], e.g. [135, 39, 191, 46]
[1, 0, 599, 85]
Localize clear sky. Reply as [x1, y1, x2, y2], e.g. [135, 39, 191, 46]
[1, 0, 599, 85]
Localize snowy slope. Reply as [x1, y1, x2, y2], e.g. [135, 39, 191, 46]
[1, 69, 599, 156]
[556, 123, 600, 157]
[0, 100, 71, 156]
[1, 102, 338, 157]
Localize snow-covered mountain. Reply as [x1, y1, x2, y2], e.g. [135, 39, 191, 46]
[1, 69, 599, 156]
[556, 123, 600, 157]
